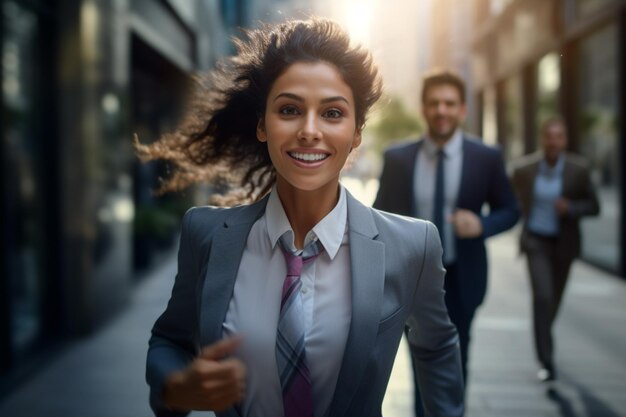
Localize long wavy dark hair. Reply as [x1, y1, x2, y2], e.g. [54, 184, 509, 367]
[134, 17, 383, 204]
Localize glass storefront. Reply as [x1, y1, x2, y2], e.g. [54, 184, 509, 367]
[577, 23, 620, 271]
[0, 0, 225, 394]
[575, 0, 615, 18]
[2, 0, 47, 362]
[131, 35, 192, 272]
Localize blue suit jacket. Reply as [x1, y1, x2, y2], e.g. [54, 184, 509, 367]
[374, 136, 520, 313]
[146, 190, 464, 417]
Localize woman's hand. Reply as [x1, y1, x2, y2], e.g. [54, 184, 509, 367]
[163, 337, 246, 412]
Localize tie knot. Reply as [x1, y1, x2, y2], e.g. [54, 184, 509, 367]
[437, 148, 446, 159]
[283, 251, 304, 276]
[278, 236, 324, 277]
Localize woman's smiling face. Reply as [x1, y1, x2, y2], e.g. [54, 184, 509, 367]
[257, 61, 361, 195]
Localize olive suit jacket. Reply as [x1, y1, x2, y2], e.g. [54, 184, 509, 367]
[146, 190, 464, 417]
[511, 151, 600, 258]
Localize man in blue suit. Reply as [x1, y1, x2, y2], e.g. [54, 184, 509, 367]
[374, 69, 519, 416]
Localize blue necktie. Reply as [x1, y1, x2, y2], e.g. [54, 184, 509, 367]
[433, 149, 445, 250]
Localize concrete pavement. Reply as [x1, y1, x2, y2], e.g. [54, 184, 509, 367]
[383, 228, 626, 417]
[0, 252, 178, 417]
[1, 227, 625, 417]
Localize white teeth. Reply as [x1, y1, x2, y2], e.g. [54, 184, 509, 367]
[289, 152, 329, 162]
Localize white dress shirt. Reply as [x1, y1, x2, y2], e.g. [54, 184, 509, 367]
[414, 129, 463, 265]
[222, 185, 352, 417]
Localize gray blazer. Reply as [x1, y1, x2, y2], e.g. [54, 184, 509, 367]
[146, 190, 464, 417]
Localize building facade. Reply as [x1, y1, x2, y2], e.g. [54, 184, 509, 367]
[0, 0, 308, 396]
[436, 0, 624, 275]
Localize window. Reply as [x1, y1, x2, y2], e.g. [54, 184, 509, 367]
[577, 24, 619, 271]
[2, 0, 45, 361]
[503, 75, 524, 160]
[575, 0, 615, 18]
[536, 52, 561, 137]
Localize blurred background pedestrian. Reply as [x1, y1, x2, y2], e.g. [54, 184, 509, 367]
[511, 116, 600, 382]
[374, 69, 519, 416]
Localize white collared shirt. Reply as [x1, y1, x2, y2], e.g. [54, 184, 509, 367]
[414, 129, 463, 264]
[222, 186, 352, 417]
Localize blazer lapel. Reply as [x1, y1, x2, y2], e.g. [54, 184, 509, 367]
[326, 192, 385, 417]
[407, 141, 421, 217]
[520, 153, 542, 214]
[526, 162, 540, 208]
[561, 155, 576, 197]
[456, 137, 471, 208]
[199, 196, 269, 346]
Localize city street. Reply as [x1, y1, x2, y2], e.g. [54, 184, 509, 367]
[2, 0, 624, 415]
[0, 225, 625, 417]
[384, 228, 626, 417]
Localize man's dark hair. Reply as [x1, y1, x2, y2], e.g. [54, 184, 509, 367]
[540, 115, 567, 135]
[421, 69, 466, 104]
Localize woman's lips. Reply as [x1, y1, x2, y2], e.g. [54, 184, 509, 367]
[287, 151, 330, 168]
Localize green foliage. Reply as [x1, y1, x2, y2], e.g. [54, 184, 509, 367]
[365, 96, 423, 154]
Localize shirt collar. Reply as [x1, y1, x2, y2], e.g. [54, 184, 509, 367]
[423, 128, 463, 158]
[539, 153, 565, 176]
[265, 185, 347, 260]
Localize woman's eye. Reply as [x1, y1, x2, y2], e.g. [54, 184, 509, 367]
[324, 109, 343, 119]
[279, 105, 300, 116]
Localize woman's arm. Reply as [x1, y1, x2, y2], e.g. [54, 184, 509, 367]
[163, 337, 245, 413]
[406, 221, 464, 417]
[146, 208, 245, 416]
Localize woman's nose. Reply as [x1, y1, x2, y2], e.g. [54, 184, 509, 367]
[298, 113, 321, 141]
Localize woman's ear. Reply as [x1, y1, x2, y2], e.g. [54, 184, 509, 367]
[350, 128, 362, 152]
[257, 119, 267, 142]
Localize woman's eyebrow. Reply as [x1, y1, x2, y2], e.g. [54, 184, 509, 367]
[321, 96, 349, 105]
[273, 92, 303, 102]
[273, 92, 350, 105]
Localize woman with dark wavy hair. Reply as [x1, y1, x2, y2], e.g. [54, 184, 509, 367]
[144, 17, 463, 417]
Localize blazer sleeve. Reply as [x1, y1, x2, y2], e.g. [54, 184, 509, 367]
[510, 166, 522, 196]
[567, 164, 600, 219]
[146, 208, 201, 417]
[481, 148, 520, 238]
[406, 221, 464, 417]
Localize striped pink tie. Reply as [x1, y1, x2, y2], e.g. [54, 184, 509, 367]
[276, 238, 323, 417]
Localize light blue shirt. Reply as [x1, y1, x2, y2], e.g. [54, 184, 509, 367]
[527, 155, 565, 236]
[414, 129, 463, 265]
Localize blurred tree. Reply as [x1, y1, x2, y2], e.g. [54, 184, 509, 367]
[365, 96, 423, 155]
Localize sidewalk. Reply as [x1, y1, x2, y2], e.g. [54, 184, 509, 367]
[0, 252, 179, 417]
[383, 229, 626, 417]
[1, 228, 625, 417]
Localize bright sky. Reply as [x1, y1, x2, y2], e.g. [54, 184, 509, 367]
[314, 0, 428, 111]
[343, 0, 374, 47]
